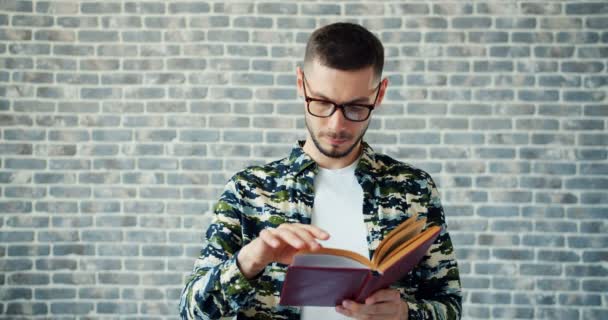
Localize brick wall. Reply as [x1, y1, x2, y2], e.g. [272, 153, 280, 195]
[1, 1, 607, 319]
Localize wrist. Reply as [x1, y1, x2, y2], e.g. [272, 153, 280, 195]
[237, 245, 267, 279]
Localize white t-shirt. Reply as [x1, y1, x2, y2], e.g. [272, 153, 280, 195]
[300, 160, 369, 320]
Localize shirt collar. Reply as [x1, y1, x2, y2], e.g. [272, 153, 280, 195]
[287, 140, 378, 177]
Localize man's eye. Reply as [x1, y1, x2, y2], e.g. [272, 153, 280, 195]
[345, 105, 368, 113]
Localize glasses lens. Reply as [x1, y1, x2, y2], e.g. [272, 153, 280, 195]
[343, 105, 371, 121]
[308, 100, 335, 117]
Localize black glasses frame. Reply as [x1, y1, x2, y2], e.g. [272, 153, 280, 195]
[302, 73, 381, 122]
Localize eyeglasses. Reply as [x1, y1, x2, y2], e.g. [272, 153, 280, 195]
[302, 73, 380, 122]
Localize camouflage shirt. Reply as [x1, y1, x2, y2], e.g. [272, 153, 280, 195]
[180, 141, 462, 320]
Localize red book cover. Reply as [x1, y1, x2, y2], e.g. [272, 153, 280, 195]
[279, 223, 441, 306]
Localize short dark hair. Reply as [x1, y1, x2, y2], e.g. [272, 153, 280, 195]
[304, 22, 384, 81]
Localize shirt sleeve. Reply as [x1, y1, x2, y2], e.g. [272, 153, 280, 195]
[403, 175, 463, 320]
[179, 177, 259, 320]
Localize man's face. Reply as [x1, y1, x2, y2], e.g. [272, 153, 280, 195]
[298, 61, 384, 159]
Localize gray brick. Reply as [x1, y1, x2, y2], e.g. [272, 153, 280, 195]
[13, 71, 53, 84]
[93, 186, 136, 199]
[53, 244, 94, 256]
[78, 30, 118, 42]
[51, 302, 94, 315]
[52, 216, 93, 228]
[566, 2, 608, 14]
[169, 1, 209, 13]
[0, 259, 33, 271]
[93, 159, 134, 170]
[452, 17, 491, 29]
[1, 0, 32, 12]
[0, 144, 33, 155]
[584, 75, 608, 88]
[471, 291, 511, 304]
[538, 250, 580, 262]
[433, 3, 471, 15]
[121, 173, 164, 186]
[257, 2, 297, 14]
[125, 2, 165, 14]
[5, 158, 46, 169]
[35, 288, 76, 299]
[35, 201, 77, 213]
[91, 130, 132, 142]
[79, 287, 120, 299]
[536, 192, 579, 204]
[208, 30, 248, 42]
[579, 134, 608, 146]
[123, 87, 165, 99]
[1, 288, 32, 300]
[142, 245, 182, 257]
[52, 272, 95, 285]
[6, 302, 47, 315]
[521, 263, 562, 276]
[425, 31, 464, 43]
[9, 272, 50, 285]
[562, 61, 604, 73]
[97, 302, 138, 314]
[587, 17, 608, 29]
[8, 245, 49, 256]
[121, 30, 162, 43]
[559, 293, 602, 306]
[496, 17, 536, 29]
[492, 307, 534, 319]
[7, 43, 47, 55]
[465, 306, 490, 318]
[12, 100, 55, 113]
[582, 279, 607, 293]
[523, 205, 565, 218]
[122, 144, 164, 156]
[81, 2, 120, 14]
[234, 16, 272, 28]
[57, 16, 97, 28]
[97, 243, 138, 256]
[444, 133, 484, 145]
[582, 310, 608, 320]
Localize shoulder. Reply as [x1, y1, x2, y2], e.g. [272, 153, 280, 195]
[373, 152, 435, 184]
[229, 156, 291, 192]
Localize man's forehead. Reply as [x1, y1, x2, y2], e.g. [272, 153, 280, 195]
[304, 61, 377, 89]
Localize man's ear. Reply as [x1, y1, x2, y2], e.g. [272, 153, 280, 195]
[296, 66, 304, 98]
[375, 77, 389, 107]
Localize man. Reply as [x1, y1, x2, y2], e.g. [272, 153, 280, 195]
[180, 22, 462, 320]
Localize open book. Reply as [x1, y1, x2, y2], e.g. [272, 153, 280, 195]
[279, 213, 441, 306]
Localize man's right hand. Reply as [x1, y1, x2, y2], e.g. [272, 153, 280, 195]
[237, 223, 330, 279]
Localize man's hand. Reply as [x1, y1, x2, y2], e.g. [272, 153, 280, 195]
[336, 289, 409, 320]
[237, 223, 330, 279]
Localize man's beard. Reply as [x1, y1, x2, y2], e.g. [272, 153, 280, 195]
[305, 116, 369, 159]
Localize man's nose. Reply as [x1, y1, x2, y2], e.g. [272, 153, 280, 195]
[327, 106, 348, 129]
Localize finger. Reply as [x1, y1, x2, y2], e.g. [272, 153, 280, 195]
[289, 223, 330, 240]
[302, 224, 331, 240]
[343, 300, 398, 317]
[283, 225, 323, 250]
[335, 305, 353, 317]
[273, 228, 309, 250]
[259, 229, 282, 248]
[364, 289, 401, 305]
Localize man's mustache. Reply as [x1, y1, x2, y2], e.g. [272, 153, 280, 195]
[322, 131, 352, 140]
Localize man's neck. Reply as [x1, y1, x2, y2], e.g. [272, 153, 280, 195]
[302, 139, 362, 170]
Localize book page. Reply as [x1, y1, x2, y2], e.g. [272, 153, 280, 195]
[292, 253, 371, 269]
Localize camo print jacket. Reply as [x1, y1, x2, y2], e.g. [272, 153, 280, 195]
[180, 141, 462, 320]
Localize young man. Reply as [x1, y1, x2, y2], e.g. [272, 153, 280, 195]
[180, 22, 462, 320]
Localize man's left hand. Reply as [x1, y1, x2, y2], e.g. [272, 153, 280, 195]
[335, 289, 408, 320]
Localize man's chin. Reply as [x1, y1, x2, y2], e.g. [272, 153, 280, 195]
[319, 141, 357, 159]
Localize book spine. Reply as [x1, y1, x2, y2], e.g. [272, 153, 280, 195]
[353, 271, 374, 303]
